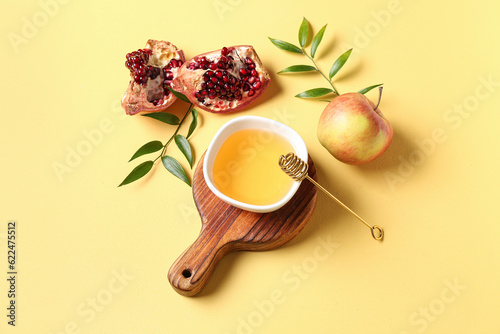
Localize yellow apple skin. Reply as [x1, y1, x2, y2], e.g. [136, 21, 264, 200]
[317, 92, 393, 165]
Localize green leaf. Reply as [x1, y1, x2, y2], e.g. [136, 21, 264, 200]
[329, 48, 353, 80]
[295, 88, 334, 98]
[174, 134, 193, 168]
[128, 140, 163, 162]
[162, 156, 191, 186]
[167, 87, 191, 103]
[118, 160, 154, 187]
[186, 108, 198, 139]
[142, 112, 180, 125]
[268, 37, 303, 54]
[358, 83, 383, 95]
[278, 65, 317, 74]
[310, 24, 327, 58]
[298, 17, 309, 47]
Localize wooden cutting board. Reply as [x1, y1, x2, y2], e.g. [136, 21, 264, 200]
[168, 153, 317, 296]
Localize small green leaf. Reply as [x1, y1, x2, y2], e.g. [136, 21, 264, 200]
[295, 88, 334, 98]
[129, 140, 163, 162]
[268, 37, 303, 54]
[329, 48, 353, 80]
[162, 156, 191, 186]
[278, 65, 317, 74]
[310, 24, 327, 58]
[118, 160, 154, 187]
[167, 87, 191, 103]
[175, 134, 193, 168]
[358, 83, 383, 95]
[298, 17, 309, 48]
[142, 112, 180, 125]
[186, 108, 198, 139]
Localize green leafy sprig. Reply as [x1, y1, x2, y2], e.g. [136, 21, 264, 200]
[118, 90, 198, 187]
[269, 17, 382, 98]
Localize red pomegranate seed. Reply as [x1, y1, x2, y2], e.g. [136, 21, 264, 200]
[136, 67, 146, 76]
[184, 48, 264, 105]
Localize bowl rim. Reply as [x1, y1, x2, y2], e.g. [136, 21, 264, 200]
[203, 115, 308, 213]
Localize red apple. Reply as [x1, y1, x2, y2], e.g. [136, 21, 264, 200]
[317, 90, 393, 165]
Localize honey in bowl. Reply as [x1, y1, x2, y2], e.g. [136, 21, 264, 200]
[212, 128, 295, 206]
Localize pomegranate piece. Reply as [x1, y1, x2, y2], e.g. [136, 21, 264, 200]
[171, 45, 270, 113]
[122, 40, 186, 115]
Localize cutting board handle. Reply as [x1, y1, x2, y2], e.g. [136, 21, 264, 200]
[168, 222, 231, 297]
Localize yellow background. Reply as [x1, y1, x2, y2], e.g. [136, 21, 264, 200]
[2, 0, 499, 333]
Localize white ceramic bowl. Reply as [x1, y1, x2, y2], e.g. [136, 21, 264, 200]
[203, 115, 308, 213]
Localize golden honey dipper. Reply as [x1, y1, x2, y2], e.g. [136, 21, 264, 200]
[278, 152, 384, 241]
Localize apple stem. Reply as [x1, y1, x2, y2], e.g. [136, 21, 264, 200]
[374, 86, 383, 110]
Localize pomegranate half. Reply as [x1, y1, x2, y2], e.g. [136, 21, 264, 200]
[171, 45, 270, 113]
[122, 40, 186, 115]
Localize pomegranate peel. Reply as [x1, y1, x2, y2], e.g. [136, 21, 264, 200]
[122, 40, 186, 115]
[171, 45, 270, 113]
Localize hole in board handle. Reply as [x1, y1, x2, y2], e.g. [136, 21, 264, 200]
[182, 269, 192, 278]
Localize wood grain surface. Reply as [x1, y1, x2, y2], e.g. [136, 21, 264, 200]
[168, 153, 317, 296]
